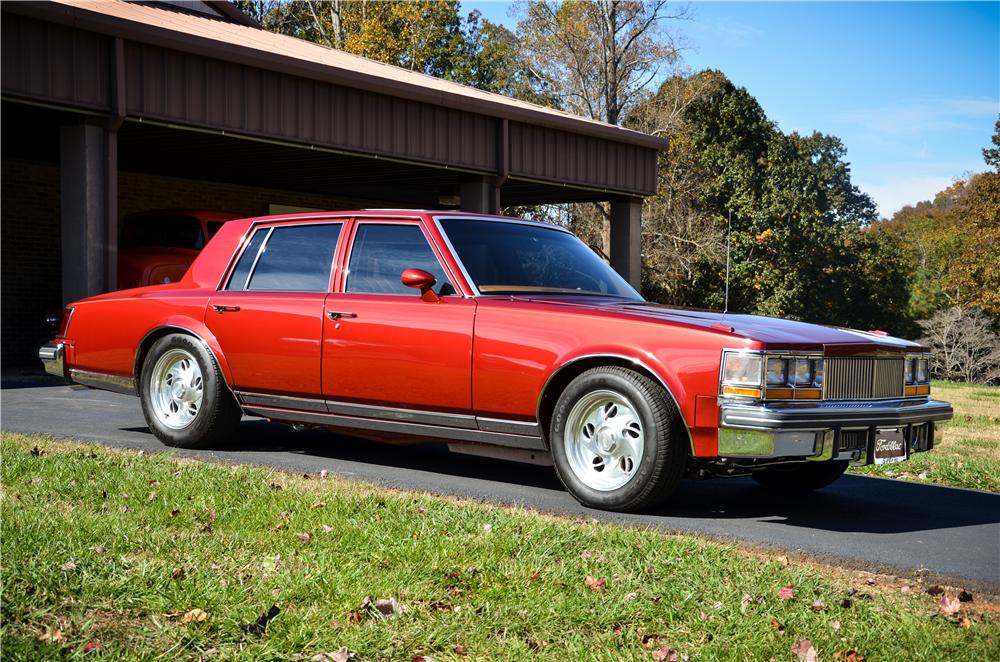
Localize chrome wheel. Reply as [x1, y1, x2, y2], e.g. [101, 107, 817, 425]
[149, 349, 204, 430]
[563, 389, 644, 491]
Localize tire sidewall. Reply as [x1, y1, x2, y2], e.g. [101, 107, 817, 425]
[550, 370, 669, 510]
[140, 334, 228, 447]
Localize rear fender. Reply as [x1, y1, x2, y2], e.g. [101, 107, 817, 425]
[134, 316, 234, 389]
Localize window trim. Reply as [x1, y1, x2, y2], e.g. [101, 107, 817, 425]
[342, 220, 462, 298]
[223, 222, 344, 293]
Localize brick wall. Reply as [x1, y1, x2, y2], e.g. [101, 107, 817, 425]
[1, 157, 385, 368]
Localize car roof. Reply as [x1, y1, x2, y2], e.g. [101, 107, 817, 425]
[243, 209, 566, 231]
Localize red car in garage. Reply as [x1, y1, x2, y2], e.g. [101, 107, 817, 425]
[117, 209, 241, 289]
[40, 210, 952, 512]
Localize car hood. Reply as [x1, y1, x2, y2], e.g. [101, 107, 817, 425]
[512, 296, 923, 353]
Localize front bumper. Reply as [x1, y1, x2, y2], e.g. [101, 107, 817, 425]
[718, 398, 953, 464]
[39, 342, 66, 378]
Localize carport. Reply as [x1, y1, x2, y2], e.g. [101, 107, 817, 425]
[1, 0, 667, 367]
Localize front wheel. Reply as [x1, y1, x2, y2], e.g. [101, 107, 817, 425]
[140, 333, 241, 448]
[550, 367, 687, 512]
[751, 461, 848, 492]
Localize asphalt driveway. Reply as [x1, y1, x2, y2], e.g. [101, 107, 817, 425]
[3, 375, 998, 591]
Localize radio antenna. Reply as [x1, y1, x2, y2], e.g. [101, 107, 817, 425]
[723, 209, 732, 316]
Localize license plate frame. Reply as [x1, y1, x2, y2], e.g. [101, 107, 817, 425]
[873, 428, 907, 465]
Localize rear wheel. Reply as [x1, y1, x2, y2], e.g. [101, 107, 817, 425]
[751, 461, 848, 492]
[140, 333, 241, 448]
[550, 367, 687, 512]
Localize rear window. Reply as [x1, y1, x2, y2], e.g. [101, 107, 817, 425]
[121, 215, 205, 249]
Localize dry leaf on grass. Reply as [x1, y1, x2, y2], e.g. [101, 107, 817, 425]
[183, 608, 208, 623]
[584, 576, 606, 592]
[39, 628, 63, 643]
[60, 561, 77, 572]
[938, 596, 961, 615]
[958, 616, 972, 629]
[311, 648, 352, 662]
[777, 585, 794, 601]
[958, 589, 974, 602]
[297, 532, 313, 543]
[652, 647, 679, 661]
[791, 639, 818, 662]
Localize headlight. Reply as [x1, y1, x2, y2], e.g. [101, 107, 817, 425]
[813, 359, 824, 387]
[916, 358, 928, 383]
[766, 358, 788, 385]
[905, 358, 914, 384]
[723, 354, 762, 386]
[791, 358, 814, 385]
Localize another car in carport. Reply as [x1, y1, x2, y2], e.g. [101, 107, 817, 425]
[39, 210, 953, 512]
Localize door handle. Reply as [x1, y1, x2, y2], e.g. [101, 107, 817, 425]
[327, 311, 357, 320]
[212, 305, 241, 313]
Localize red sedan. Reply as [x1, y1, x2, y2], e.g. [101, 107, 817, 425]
[39, 211, 953, 512]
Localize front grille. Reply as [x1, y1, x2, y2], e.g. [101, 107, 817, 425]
[824, 357, 904, 400]
[838, 429, 867, 451]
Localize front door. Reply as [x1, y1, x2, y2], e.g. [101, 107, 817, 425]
[207, 222, 344, 399]
[322, 221, 475, 414]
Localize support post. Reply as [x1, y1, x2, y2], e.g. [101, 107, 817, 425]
[60, 121, 117, 304]
[610, 197, 642, 292]
[460, 177, 492, 214]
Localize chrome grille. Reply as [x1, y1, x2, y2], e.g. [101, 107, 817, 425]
[824, 358, 904, 400]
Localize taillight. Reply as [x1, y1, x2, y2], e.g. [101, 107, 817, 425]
[56, 306, 74, 337]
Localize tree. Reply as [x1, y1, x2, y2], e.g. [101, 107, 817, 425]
[919, 307, 1000, 384]
[515, 0, 686, 125]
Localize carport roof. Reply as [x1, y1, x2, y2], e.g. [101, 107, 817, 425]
[30, 0, 667, 151]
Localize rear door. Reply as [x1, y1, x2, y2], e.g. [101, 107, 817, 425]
[207, 221, 345, 400]
[321, 219, 476, 415]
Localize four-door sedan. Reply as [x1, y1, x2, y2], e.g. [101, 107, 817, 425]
[39, 210, 953, 512]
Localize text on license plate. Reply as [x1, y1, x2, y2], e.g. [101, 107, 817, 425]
[873, 428, 907, 465]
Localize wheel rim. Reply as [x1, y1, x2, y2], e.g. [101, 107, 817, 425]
[563, 389, 644, 491]
[149, 349, 204, 430]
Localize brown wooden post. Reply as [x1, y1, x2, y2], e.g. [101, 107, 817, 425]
[610, 196, 642, 292]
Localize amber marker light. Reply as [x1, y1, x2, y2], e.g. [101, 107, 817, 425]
[723, 385, 763, 398]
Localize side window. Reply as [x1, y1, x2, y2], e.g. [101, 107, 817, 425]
[346, 224, 454, 296]
[225, 229, 268, 291]
[226, 224, 342, 292]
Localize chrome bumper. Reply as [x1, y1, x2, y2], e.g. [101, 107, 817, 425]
[718, 399, 953, 462]
[38, 342, 66, 378]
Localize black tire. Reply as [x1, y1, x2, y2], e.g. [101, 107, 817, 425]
[139, 333, 242, 449]
[549, 366, 687, 512]
[751, 461, 848, 492]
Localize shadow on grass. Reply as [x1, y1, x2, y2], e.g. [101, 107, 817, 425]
[151, 418, 1000, 537]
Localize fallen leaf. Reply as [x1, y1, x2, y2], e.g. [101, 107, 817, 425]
[845, 650, 864, 662]
[958, 616, 972, 629]
[625, 592, 639, 601]
[201, 509, 217, 533]
[240, 605, 280, 636]
[39, 628, 63, 643]
[416, 506, 428, 514]
[171, 567, 185, 580]
[170, 509, 180, 518]
[777, 554, 790, 566]
[958, 589, 974, 603]
[840, 598, 853, 609]
[811, 599, 826, 612]
[452, 644, 465, 654]
[31, 446, 44, 456]
[580, 549, 594, 559]
[60, 561, 77, 572]
[777, 585, 794, 601]
[147, 491, 157, 502]
[712, 601, 722, 610]
[526, 638, 548, 650]
[93, 545, 106, 555]
[358, 596, 407, 619]
[900, 585, 911, 593]
[83, 640, 101, 653]
[938, 595, 961, 615]
[411, 656, 434, 662]
[584, 576, 606, 592]
[183, 608, 209, 623]
[297, 532, 313, 543]
[831, 620, 841, 632]
[482, 523, 492, 532]
[770, 618, 785, 635]
[311, 649, 352, 662]
[529, 571, 541, 582]
[791, 639, 818, 662]
[322, 524, 334, 533]
[320, 469, 329, 479]
[926, 585, 945, 596]
[639, 633, 658, 648]
[652, 647, 679, 661]
[312, 501, 327, 509]
[865, 578, 876, 586]
[448, 586, 462, 596]
[279, 511, 290, 521]
[270, 482, 283, 491]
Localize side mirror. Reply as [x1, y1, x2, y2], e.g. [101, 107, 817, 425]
[401, 268, 440, 302]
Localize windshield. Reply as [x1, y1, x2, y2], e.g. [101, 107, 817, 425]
[439, 219, 641, 299]
[121, 215, 205, 249]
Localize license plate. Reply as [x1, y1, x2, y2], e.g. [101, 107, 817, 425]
[873, 428, 907, 465]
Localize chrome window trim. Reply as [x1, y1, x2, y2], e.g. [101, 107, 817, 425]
[433, 215, 642, 301]
[242, 223, 346, 293]
[56, 306, 75, 339]
[242, 226, 274, 290]
[343, 220, 464, 298]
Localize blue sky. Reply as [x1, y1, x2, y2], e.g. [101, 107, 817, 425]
[464, 1, 999, 218]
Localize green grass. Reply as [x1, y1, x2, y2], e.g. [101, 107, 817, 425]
[2, 433, 997, 661]
[849, 381, 1000, 492]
